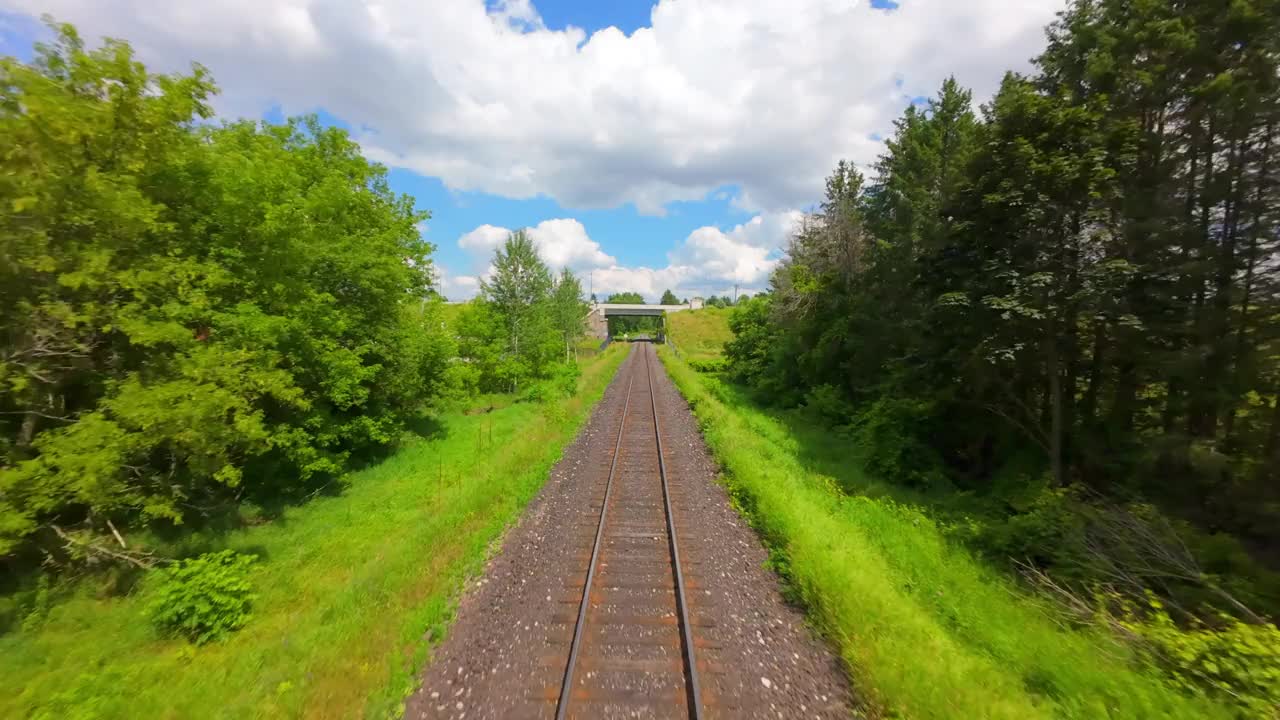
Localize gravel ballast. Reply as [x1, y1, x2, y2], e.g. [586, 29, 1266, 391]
[403, 344, 852, 719]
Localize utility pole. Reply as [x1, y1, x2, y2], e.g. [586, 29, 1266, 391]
[734, 284, 739, 304]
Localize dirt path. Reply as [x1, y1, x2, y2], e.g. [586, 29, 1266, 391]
[402, 344, 852, 719]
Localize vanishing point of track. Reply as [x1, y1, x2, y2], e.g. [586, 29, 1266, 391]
[555, 343, 703, 719]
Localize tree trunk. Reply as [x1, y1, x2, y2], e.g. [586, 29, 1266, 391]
[1187, 117, 1217, 437]
[1223, 121, 1272, 446]
[17, 410, 38, 448]
[1047, 323, 1064, 487]
[1109, 359, 1139, 443]
[1081, 321, 1106, 427]
[1265, 394, 1280, 486]
[1201, 135, 1248, 439]
[1162, 377, 1184, 434]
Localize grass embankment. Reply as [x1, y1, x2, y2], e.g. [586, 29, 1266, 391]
[0, 345, 627, 720]
[666, 307, 732, 362]
[658, 347, 1230, 720]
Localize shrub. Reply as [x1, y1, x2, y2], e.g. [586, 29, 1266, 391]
[803, 383, 854, 425]
[147, 550, 257, 644]
[549, 362, 582, 397]
[0, 29, 450, 558]
[1120, 597, 1280, 717]
[520, 363, 581, 403]
[688, 358, 728, 373]
[851, 396, 946, 488]
[966, 482, 1089, 571]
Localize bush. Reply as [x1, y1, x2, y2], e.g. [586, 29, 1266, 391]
[549, 362, 582, 396]
[724, 294, 776, 386]
[803, 383, 854, 425]
[0, 29, 450, 557]
[851, 397, 946, 488]
[1120, 597, 1280, 717]
[520, 363, 581, 403]
[688, 358, 728, 373]
[965, 482, 1088, 571]
[147, 550, 257, 644]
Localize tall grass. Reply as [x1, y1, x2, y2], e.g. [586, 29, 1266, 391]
[658, 348, 1229, 719]
[666, 307, 733, 362]
[0, 346, 627, 720]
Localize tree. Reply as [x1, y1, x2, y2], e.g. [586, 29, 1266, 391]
[660, 289, 681, 305]
[724, 0, 1280, 594]
[480, 230, 555, 388]
[550, 269, 587, 361]
[0, 24, 451, 558]
[452, 298, 515, 395]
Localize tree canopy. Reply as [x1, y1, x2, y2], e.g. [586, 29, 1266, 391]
[726, 0, 1280, 620]
[454, 232, 586, 393]
[0, 25, 453, 557]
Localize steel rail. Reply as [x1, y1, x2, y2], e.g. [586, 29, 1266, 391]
[555, 348, 637, 720]
[555, 343, 703, 720]
[644, 344, 703, 719]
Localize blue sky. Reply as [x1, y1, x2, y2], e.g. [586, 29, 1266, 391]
[1, 0, 1060, 300]
[518, 0, 654, 36]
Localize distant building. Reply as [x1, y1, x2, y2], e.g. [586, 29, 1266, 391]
[689, 297, 704, 309]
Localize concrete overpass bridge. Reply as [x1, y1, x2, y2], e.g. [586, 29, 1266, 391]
[586, 298, 702, 340]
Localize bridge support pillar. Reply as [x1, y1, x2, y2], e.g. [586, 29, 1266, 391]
[587, 308, 609, 340]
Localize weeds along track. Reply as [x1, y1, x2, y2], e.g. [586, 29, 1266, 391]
[554, 342, 703, 719]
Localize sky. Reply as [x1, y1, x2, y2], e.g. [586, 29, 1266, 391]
[0, 0, 1064, 301]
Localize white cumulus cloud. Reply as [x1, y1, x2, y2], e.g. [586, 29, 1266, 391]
[457, 219, 616, 276]
[5, 0, 1064, 214]
[457, 224, 512, 258]
[455, 211, 800, 302]
[526, 219, 617, 272]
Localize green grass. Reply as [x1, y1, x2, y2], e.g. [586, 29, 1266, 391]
[0, 345, 627, 720]
[658, 347, 1232, 720]
[666, 307, 732, 362]
[574, 335, 607, 358]
[438, 300, 469, 329]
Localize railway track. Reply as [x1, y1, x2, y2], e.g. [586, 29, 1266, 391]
[554, 342, 702, 719]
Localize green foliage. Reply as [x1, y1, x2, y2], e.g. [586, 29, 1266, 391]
[966, 483, 1088, 571]
[549, 361, 583, 397]
[480, 230, 555, 377]
[659, 289, 681, 306]
[666, 306, 734, 364]
[550, 268, 588, 361]
[851, 398, 945, 490]
[146, 550, 257, 644]
[1119, 597, 1280, 718]
[661, 348, 1229, 719]
[803, 383, 854, 425]
[0, 346, 628, 718]
[0, 25, 451, 557]
[604, 292, 660, 335]
[687, 358, 727, 373]
[457, 232, 582, 394]
[722, 0, 1280, 624]
[520, 362, 581, 403]
[724, 294, 791, 398]
[20, 575, 54, 633]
